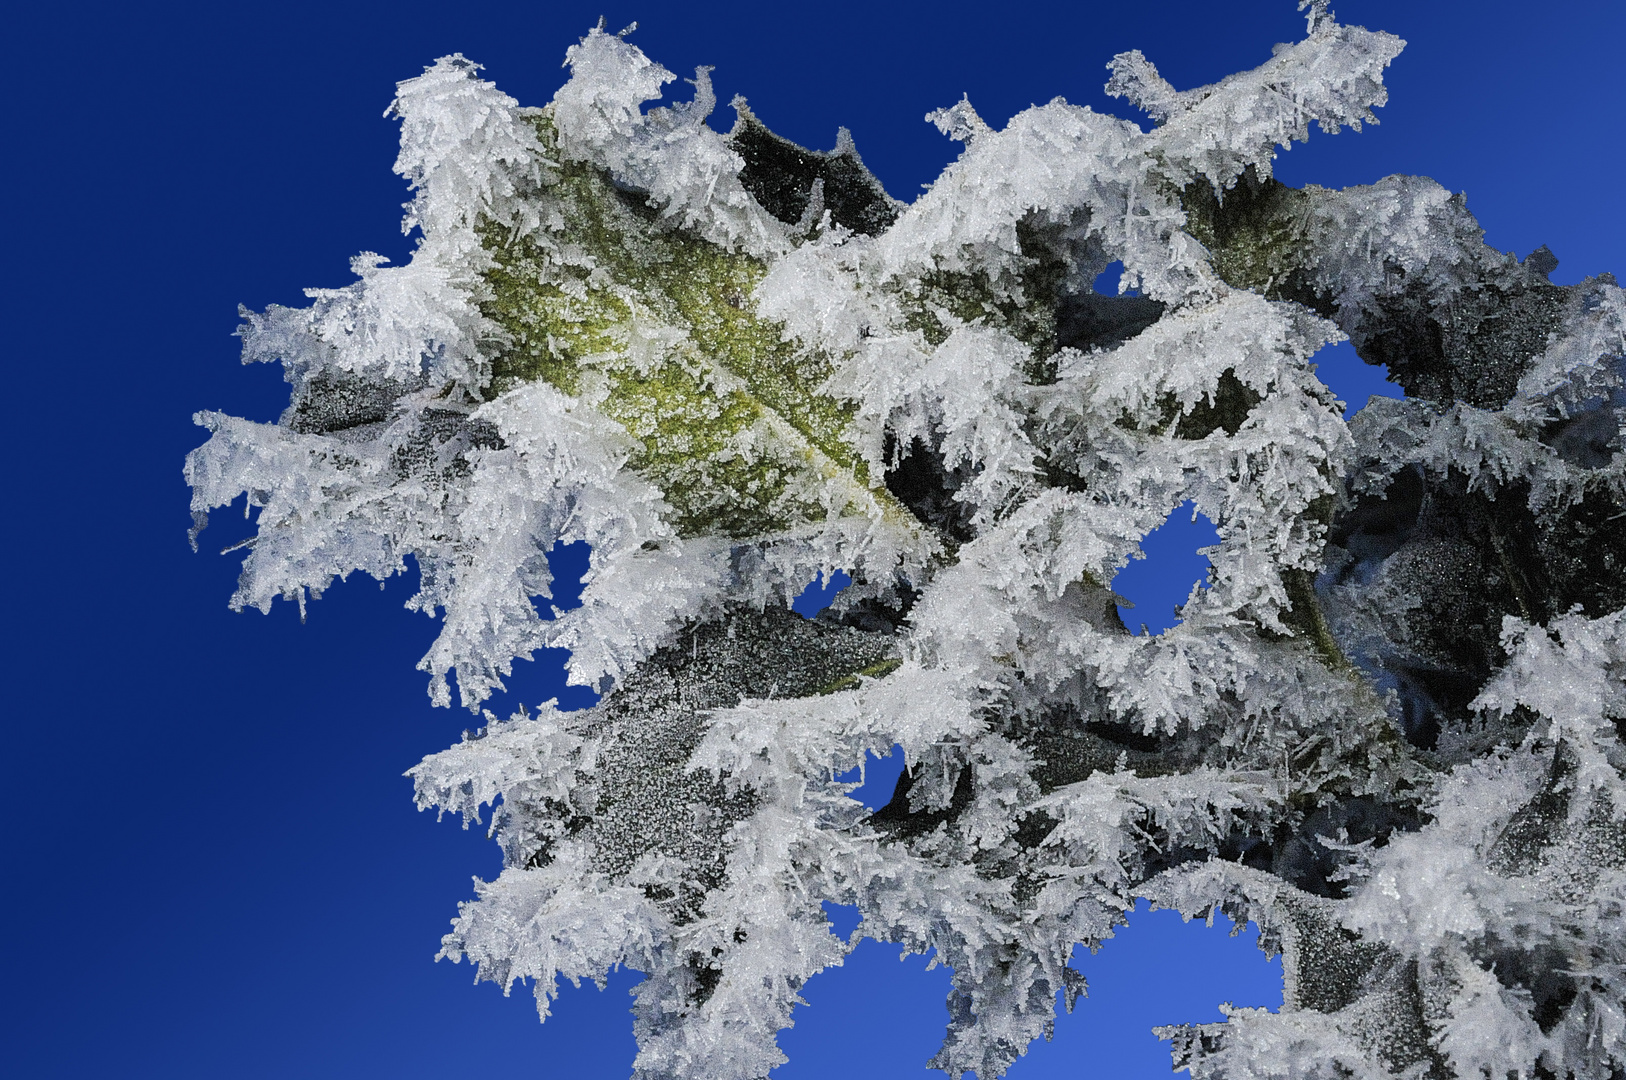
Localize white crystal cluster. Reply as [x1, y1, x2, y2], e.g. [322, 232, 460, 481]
[188, 3, 1626, 1078]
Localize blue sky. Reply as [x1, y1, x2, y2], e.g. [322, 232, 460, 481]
[5, 2, 1621, 1077]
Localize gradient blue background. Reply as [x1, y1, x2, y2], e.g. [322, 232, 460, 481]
[5, 2, 1621, 1077]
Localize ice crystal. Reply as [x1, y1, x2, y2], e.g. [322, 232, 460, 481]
[190, 6, 1626, 1079]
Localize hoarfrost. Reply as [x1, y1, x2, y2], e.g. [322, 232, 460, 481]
[190, 7, 1626, 1079]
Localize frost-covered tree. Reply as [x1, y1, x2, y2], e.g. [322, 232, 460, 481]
[186, 4, 1626, 1077]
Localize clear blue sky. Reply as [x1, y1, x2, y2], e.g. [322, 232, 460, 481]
[4, 2, 1621, 1077]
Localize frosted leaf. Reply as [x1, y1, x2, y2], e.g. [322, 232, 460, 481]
[1108, 10, 1404, 191]
[1338, 732, 1626, 1080]
[439, 845, 666, 1020]
[185, 411, 406, 612]
[1434, 961, 1550, 1080]
[1505, 279, 1626, 426]
[1472, 608, 1626, 806]
[1349, 395, 1626, 520]
[418, 605, 896, 1076]
[408, 700, 596, 828]
[194, 11, 1626, 1080]
[901, 323, 1045, 522]
[415, 380, 676, 707]
[387, 54, 551, 241]
[626, 806, 851, 1080]
[301, 252, 488, 385]
[878, 95, 1212, 305]
[553, 27, 786, 256]
[1036, 769, 1280, 905]
[1159, 1004, 1394, 1080]
[1297, 178, 1502, 326]
[691, 661, 981, 798]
